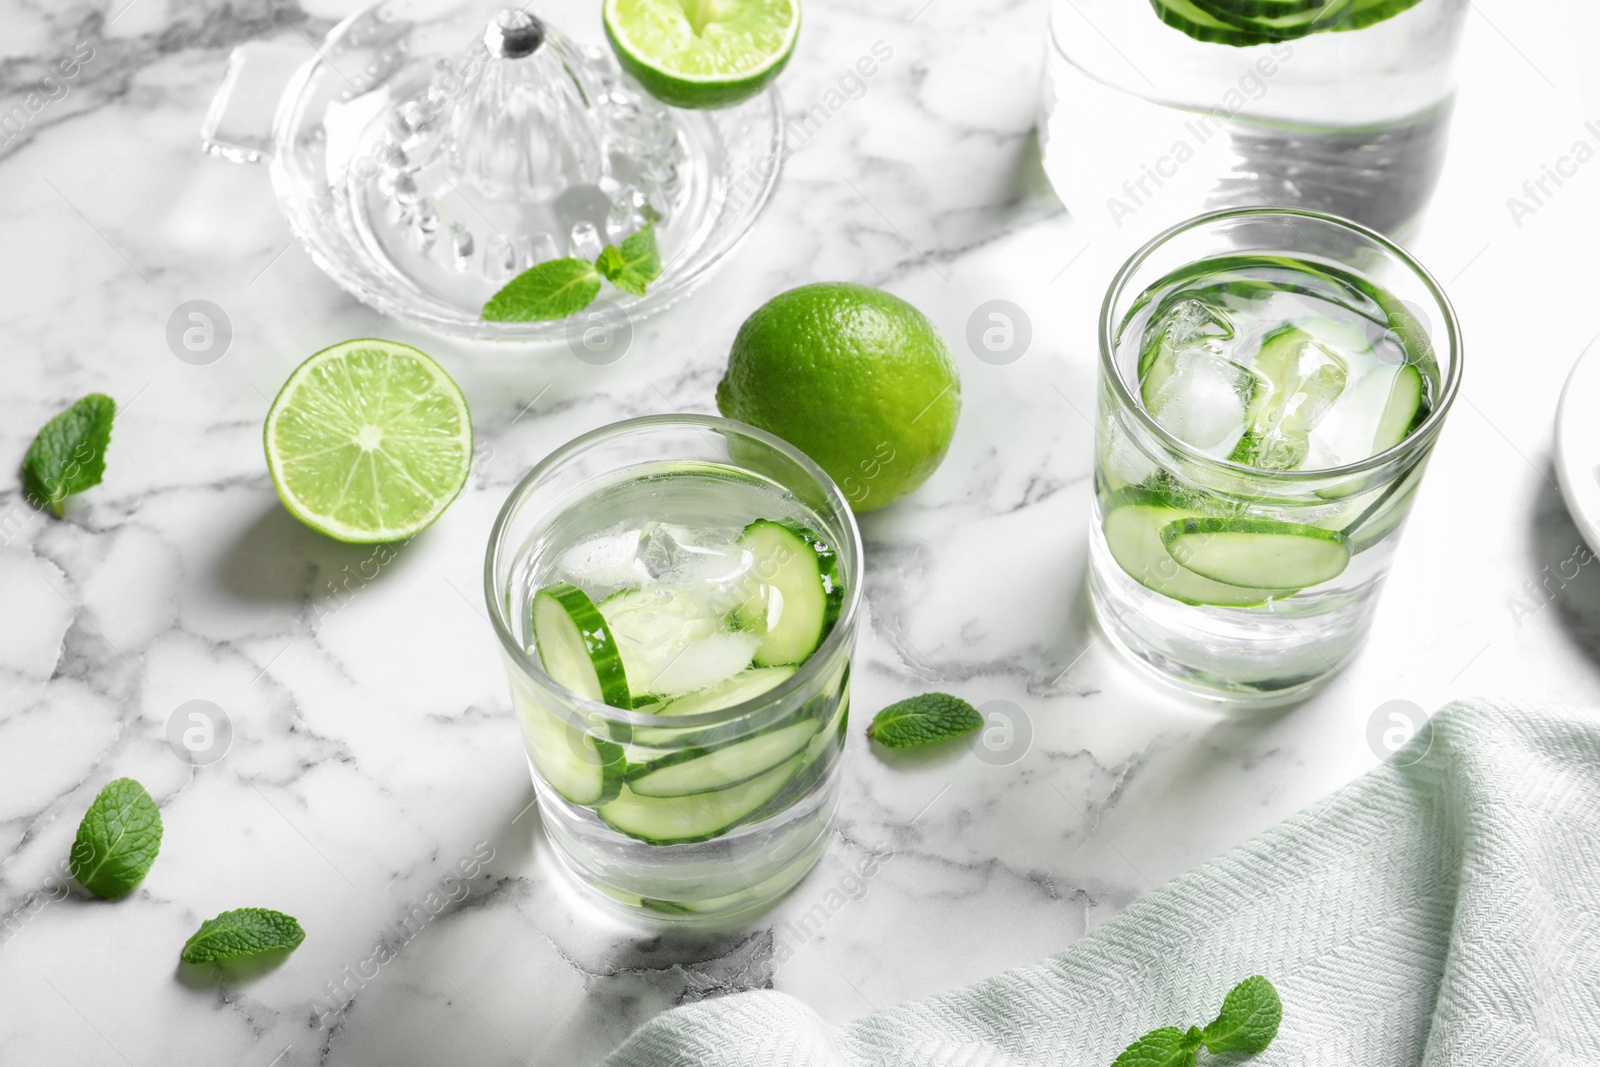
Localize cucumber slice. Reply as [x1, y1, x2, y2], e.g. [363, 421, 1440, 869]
[734, 519, 844, 667]
[1372, 363, 1425, 453]
[1200, 0, 1324, 15]
[1161, 517, 1350, 589]
[625, 717, 821, 798]
[532, 583, 632, 709]
[1192, 0, 1354, 36]
[598, 587, 758, 699]
[517, 698, 625, 806]
[1148, 0, 1279, 44]
[628, 666, 799, 748]
[654, 666, 798, 716]
[598, 755, 804, 845]
[1340, 0, 1424, 30]
[1102, 490, 1299, 607]
[1230, 326, 1350, 470]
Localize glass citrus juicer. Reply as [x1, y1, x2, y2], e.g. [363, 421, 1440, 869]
[202, 0, 784, 340]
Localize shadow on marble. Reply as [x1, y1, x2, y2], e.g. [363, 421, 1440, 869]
[1526, 470, 1600, 666]
[211, 501, 429, 606]
[174, 947, 296, 990]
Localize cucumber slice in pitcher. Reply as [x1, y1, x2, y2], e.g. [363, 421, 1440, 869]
[1193, 0, 1354, 36]
[532, 583, 633, 709]
[735, 519, 844, 667]
[1102, 490, 1299, 607]
[1161, 517, 1350, 589]
[598, 755, 805, 845]
[1148, 0, 1281, 44]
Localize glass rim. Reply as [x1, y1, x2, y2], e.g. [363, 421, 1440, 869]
[1098, 205, 1464, 483]
[483, 413, 864, 728]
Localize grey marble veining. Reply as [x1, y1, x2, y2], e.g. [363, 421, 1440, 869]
[1, 0, 1596, 1064]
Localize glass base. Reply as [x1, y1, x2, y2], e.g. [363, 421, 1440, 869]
[1087, 527, 1370, 708]
[535, 771, 840, 922]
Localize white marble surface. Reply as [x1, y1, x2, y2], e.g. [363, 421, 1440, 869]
[1, 0, 1597, 1064]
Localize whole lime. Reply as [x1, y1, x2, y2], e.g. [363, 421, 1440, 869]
[717, 283, 961, 511]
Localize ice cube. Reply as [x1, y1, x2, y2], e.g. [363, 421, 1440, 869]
[558, 529, 647, 591]
[1159, 298, 1234, 352]
[1146, 345, 1256, 458]
[636, 522, 750, 588]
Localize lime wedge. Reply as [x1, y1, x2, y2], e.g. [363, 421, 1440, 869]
[604, 0, 800, 110]
[264, 339, 472, 543]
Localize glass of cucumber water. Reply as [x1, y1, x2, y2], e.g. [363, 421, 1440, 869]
[486, 415, 861, 919]
[1091, 207, 1461, 704]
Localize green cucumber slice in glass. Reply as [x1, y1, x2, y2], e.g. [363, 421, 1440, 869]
[532, 582, 633, 709]
[517, 695, 626, 807]
[735, 519, 844, 667]
[598, 586, 758, 699]
[1230, 325, 1350, 470]
[1102, 490, 1299, 607]
[598, 755, 804, 845]
[1160, 517, 1351, 589]
[624, 717, 821, 798]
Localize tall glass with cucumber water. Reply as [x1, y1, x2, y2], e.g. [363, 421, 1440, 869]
[1091, 208, 1461, 703]
[487, 416, 860, 919]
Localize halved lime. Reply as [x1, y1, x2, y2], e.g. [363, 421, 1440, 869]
[604, 0, 800, 110]
[264, 339, 472, 543]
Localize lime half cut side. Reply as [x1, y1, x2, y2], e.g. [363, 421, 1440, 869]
[604, 0, 801, 110]
[264, 339, 473, 543]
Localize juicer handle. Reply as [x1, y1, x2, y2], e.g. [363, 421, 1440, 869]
[200, 41, 308, 164]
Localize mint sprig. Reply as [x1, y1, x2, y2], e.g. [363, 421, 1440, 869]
[482, 224, 662, 321]
[23, 393, 115, 517]
[1110, 1026, 1202, 1067]
[1200, 975, 1282, 1054]
[1110, 977, 1282, 1067]
[181, 907, 306, 963]
[70, 777, 163, 899]
[867, 693, 983, 748]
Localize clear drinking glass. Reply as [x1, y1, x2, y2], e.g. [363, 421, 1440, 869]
[1089, 207, 1462, 704]
[485, 416, 861, 919]
[1040, 0, 1469, 237]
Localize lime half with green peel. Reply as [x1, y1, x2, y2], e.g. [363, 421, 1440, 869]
[604, 0, 800, 110]
[264, 339, 473, 543]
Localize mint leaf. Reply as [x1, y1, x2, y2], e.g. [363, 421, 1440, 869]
[1202, 975, 1282, 1055]
[70, 777, 162, 899]
[181, 907, 305, 963]
[1110, 1026, 1203, 1067]
[23, 393, 115, 517]
[483, 258, 601, 322]
[867, 692, 983, 748]
[595, 223, 662, 297]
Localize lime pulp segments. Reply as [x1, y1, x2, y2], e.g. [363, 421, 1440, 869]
[264, 339, 472, 543]
[604, 0, 800, 109]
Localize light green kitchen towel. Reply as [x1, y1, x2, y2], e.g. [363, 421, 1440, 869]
[605, 700, 1600, 1066]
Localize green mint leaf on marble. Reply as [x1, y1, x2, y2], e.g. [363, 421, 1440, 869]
[482, 258, 601, 321]
[23, 393, 115, 517]
[1201, 975, 1282, 1055]
[595, 223, 662, 297]
[181, 907, 306, 963]
[866, 693, 983, 748]
[1110, 1026, 1203, 1067]
[70, 777, 162, 899]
